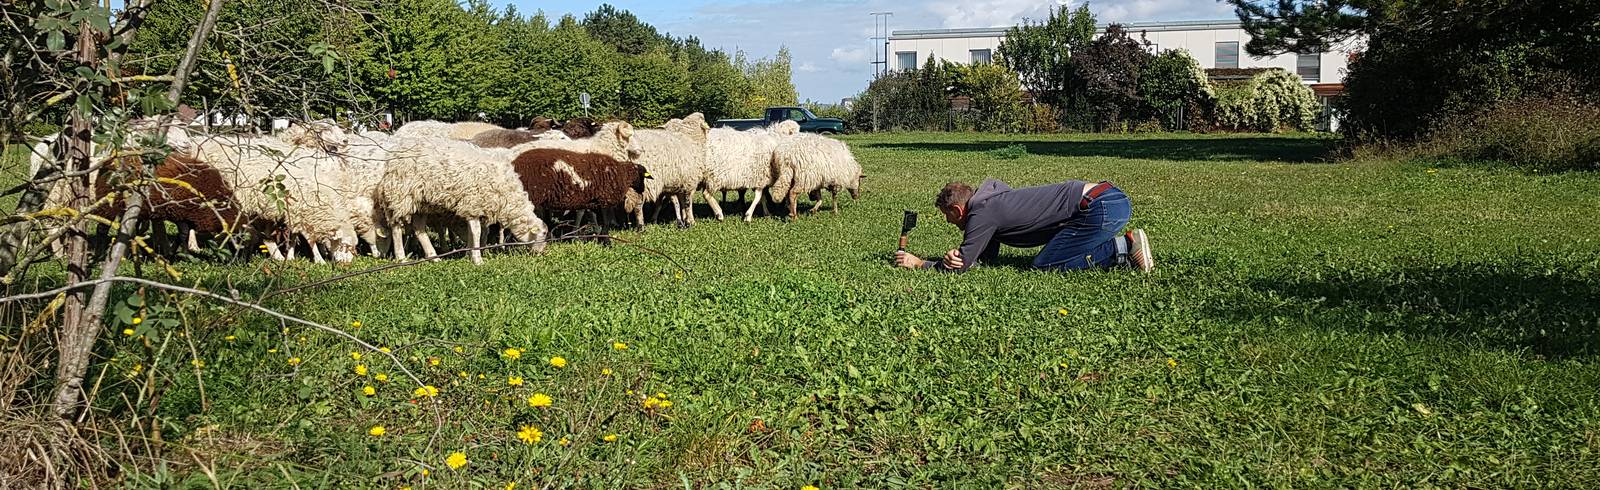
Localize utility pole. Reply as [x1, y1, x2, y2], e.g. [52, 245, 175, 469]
[869, 11, 892, 77]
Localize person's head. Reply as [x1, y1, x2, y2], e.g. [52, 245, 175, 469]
[936, 182, 974, 229]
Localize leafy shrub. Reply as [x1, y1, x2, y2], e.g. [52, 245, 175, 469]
[1416, 94, 1600, 172]
[1025, 104, 1062, 133]
[952, 63, 1026, 133]
[1070, 25, 1153, 130]
[1139, 49, 1213, 130]
[1211, 69, 1318, 132]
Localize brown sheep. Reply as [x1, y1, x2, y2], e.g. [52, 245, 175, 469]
[529, 117, 555, 132]
[92, 153, 241, 251]
[560, 118, 601, 139]
[470, 128, 546, 148]
[509, 148, 650, 233]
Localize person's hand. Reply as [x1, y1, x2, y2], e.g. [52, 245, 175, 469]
[943, 249, 965, 269]
[894, 251, 925, 269]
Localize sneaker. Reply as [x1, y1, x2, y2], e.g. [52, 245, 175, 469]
[1126, 229, 1154, 273]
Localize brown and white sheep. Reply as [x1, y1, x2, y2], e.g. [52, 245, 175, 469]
[508, 148, 650, 237]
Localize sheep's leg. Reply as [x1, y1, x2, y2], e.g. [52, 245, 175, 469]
[670, 195, 690, 229]
[150, 221, 171, 256]
[702, 189, 725, 221]
[284, 235, 297, 260]
[633, 204, 645, 229]
[390, 223, 407, 260]
[176, 222, 198, 252]
[720, 190, 730, 204]
[497, 226, 507, 245]
[787, 191, 800, 220]
[758, 190, 772, 218]
[743, 188, 765, 222]
[363, 229, 383, 258]
[467, 218, 483, 265]
[264, 239, 286, 261]
[650, 199, 666, 224]
[412, 218, 439, 260]
[738, 189, 747, 206]
[307, 234, 326, 264]
[831, 189, 841, 215]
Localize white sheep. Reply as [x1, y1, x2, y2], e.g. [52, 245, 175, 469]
[633, 113, 714, 227]
[392, 120, 504, 141]
[376, 136, 549, 265]
[701, 120, 800, 222]
[179, 133, 358, 263]
[769, 133, 863, 219]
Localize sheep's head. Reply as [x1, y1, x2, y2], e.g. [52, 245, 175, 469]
[281, 120, 349, 154]
[663, 113, 709, 145]
[773, 120, 801, 136]
[601, 121, 637, 162]
[630, 164, 651, 195]
[530, 117, 554, 132]
[561, 117, 600, 139]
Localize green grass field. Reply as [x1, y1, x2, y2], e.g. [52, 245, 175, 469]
[15, 132, 1600, 487]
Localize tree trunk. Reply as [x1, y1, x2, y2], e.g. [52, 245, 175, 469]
[52, 8, 104, 420]
[51, 0, 226, 420]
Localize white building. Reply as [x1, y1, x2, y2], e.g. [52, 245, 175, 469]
[887, 19, 1356, 89]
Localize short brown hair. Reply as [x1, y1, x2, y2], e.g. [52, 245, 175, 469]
[936, 182, 974, 210]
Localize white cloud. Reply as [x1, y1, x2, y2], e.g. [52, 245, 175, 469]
[796, 62, 821, 72]
[925, 0, 1054, 28]
[830, 47, 869, 64]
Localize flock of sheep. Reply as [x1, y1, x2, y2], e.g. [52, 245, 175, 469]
[28, 113, 865, 265]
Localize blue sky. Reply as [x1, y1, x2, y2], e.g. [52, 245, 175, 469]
[505, 0, 1237, 103]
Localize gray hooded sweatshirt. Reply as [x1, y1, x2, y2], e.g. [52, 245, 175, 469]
[926, 178, 1089, 272]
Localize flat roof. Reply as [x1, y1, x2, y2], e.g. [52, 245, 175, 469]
[891, 19, 1240, 40]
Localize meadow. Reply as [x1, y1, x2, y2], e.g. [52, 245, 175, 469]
[5, 132, 1600, 487]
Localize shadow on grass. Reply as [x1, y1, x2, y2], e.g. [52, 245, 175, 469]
[861, 137, 1339, 163]
[1209, 262, 1599, 359]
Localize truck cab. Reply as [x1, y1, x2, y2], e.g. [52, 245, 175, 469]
[714, 106, 846, 133]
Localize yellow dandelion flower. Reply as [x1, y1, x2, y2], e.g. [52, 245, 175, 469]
[602, 434, 618, 442]
[375, 373, 389, 382]
[362, 386, 376, 396]
[428, 357, 441, 366]
[368, 425, 386, 436]
[378, 346, 391, 353]
[527, 393, 552, 408]
[459, 371, 469, 378]
[477, 373, 485, 379]
[350, 351, 363, 360]
[802, 486, 820, 490]
[267, 348, 278, 353]
[132, 317, 143, 325]
[355, 364, 368, 376]
[445, 451, 467, 470]
[659, 400, 673, 408]
[1057, 308, 1069, 316]
[503, 348, 522, 360]
[420, 469, 429, 477]
[656, 392, 666, 399]
[123, 328, 134, 336]
[642, 397, 660, 409]
[224, 335, 236, 341]
[557, 437, 570, 446]
[601, 368, 613, 376]
[191, 359, 205, 368]
[516, 425, 543, 444]
[412, 385, 439, 398]
[506, 483, 517, 490]
[453, 345, 464, 353]
[297, 336, 307, 343]
[549, 357, 567, 368]
[287, 357, 301, 366]
[1167, 358, 1178, 368]
[351, 321, 361, 328]
[507, 376, 524, 386]
[612, 342, 627, 350]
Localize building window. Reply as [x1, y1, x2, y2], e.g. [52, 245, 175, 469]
[895, 51, 917, 71]
[1297, 52, 1322, 82]
[969, 49, 991, 65]
[1215, 41, 1239, 69]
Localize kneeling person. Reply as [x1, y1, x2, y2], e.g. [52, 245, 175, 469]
[894, 179, 1153, 272]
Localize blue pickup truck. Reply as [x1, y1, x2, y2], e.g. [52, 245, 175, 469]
[714, 107, 846, 134]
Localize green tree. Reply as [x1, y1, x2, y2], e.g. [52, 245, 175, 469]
[366, 0, 509, 120]
[582, 4, 669, 55]
[618, 49, 691, 125]
[736, 47, 798, 117]
[997, 4, 1095, 109]
[674, 38, 746, 122]
[1070, 25, 1153, 129]
[952, 62, 1026, 132]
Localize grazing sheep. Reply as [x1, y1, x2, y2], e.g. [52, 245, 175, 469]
[179, 133, 359, 263]
[335, 130, 401, 257]
[375, 136, 549, 265]
[516, 121, 643, 226]
[508, 148, 650, 238]
[91, 153, 240, 250]
[634, 113, 713, 228]
[700, 120, 802, 222]
[769, 133, 863, 220]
